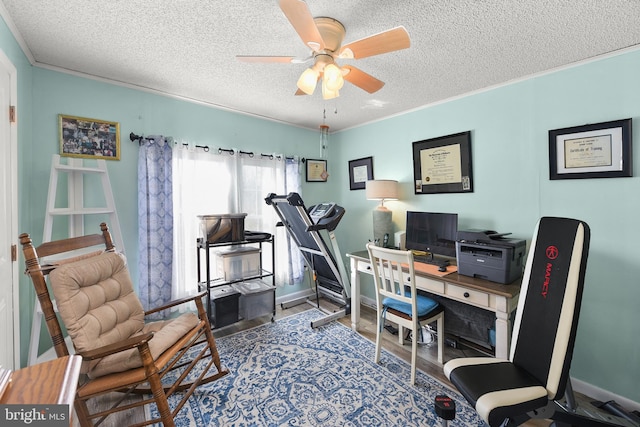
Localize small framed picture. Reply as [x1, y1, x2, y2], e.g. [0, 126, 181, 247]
[59, 114, 120, 160]
[306, 159, 328, 182]
[348, 156, 374, 190]
[548, 118, 632, 179]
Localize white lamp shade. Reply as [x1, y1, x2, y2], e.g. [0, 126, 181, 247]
[323, 63, 344, 91]
[321, 77, 340, 100]
[366, 180, 399, 201]
[297, 68, 319, 95]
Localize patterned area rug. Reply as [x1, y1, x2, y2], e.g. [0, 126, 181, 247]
[149, 309, 485, 426]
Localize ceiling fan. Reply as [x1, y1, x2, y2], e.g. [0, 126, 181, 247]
[236, 0, 411, 100]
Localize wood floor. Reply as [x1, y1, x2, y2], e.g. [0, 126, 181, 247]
[77, 299, 553, 426]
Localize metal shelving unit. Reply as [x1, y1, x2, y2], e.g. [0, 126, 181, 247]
[196, 235, 275, 327]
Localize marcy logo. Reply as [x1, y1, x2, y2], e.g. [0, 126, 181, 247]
[541, 245, 558, 298]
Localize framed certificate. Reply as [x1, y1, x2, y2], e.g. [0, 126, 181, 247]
[412, 131, 473, 194]
[348, 156, 374, 190]
[305, 159, 328, 182]
[549, 118, 632, 179]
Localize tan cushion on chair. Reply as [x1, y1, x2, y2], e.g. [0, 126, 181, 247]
[89, 312, 200, 378]
[49, 252, 199, 378]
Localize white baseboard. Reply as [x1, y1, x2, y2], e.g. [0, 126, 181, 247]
[571, 377, 640, 413]
[276, 289, 314, 306]
[360, 295, 376, 310]
[355, 296, 640, 413]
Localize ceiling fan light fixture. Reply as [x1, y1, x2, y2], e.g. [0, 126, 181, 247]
[321, 78, 339, 100]
[297, 67, 319, 95]
[323, 63, 344, 91]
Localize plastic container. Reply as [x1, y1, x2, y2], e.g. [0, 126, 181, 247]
[198, 213, 247, 243]
[215, 246, 261, 281]
[233, 280, 275, 320]
[209, 285, 240, 328]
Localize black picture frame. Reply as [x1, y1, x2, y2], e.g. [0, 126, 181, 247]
[305, 158, 328, 182]
[348, 156, 374, 190]
[412, 131, 473, 194]
[549, 118, 633, 180]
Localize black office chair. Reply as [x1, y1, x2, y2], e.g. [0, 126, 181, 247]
[444, 216, 600, 427]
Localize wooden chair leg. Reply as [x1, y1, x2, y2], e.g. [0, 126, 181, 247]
[139, 343, 175, 427]
[410, 324, 418, 385]
[437, 314, 444, 364]
[374, 314, 383, 364]
[74, 399, 93, 427]
[196, 297, 225, 374]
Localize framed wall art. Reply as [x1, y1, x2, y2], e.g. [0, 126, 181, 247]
[348, 156, 374, 190]
[59, 114, 120, 160]
[549, 118, 632, 180]
[412, 131, 473, 194]
[306, 158, 328, 182]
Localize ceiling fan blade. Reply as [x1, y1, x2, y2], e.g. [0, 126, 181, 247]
[236, 56, 296, 63]
[342, 65, 385, 93]
[339, 26, 410, 59]
[279, 0, 325, 51]
[295, 88, 308, 96]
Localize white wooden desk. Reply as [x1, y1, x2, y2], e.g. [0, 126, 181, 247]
[347, 251, 521, 359]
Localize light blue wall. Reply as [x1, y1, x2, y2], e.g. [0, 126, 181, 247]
[329, 50, 640, 403]
[3, 12, 639, 403]
[2, 14, 320, 366]
[24, 69, 323, 366]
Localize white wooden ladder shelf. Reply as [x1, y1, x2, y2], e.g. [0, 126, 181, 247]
[28, 154, 124, 365]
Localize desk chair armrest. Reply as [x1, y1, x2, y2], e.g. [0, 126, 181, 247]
[144, 291, 208, 316]
[79, 332, 155, 361]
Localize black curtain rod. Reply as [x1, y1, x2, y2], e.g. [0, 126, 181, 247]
[132, 135, 296, 160]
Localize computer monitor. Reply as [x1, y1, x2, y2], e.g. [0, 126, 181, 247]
[405, 211, 458, 259]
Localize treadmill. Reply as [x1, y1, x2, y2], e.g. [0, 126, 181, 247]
[265, 192, 351, 328]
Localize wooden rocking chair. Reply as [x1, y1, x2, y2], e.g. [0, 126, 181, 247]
[20, 222, 229, 427]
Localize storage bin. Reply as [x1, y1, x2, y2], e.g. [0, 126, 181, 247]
[215, 246, 261, 281]
[209, 285, 240, 328]
[198, 213, 247, 243]
[233, 280, 275, 320]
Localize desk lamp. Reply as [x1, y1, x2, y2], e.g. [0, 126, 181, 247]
[366, 180, 398, 247]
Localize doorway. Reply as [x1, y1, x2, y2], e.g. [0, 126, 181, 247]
[0, 48, 19, 369]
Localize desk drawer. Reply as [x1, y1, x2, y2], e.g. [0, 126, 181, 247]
[412, 275, 445, 294]
[446, 283, 489, 307]
[357, 261, 373, 274]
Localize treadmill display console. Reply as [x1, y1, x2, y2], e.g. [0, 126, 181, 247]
[309, 203, 336, 223]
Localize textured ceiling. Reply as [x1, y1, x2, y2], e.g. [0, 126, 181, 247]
[2, 0, 640, 132]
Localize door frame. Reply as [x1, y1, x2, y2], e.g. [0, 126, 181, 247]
[0, 47, 20, 369]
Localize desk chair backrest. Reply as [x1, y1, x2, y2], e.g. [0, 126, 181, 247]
[367, 244, 419, 319]
[509, 216, 590, 399]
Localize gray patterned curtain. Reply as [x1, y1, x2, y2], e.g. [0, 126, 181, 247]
[137, 135, 173, 317]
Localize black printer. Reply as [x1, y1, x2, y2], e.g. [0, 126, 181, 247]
[455, 229, 526, 284]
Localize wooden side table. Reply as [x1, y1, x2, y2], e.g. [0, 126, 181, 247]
[1, 355, 82, 425]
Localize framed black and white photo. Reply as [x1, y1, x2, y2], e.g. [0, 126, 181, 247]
[412, 131, 473, 194]
[549, 118, 632, 180]
[348, 156, 374, 190]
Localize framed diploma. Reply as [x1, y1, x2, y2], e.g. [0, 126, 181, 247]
[306, 158, 329, 182]
[348, 156, 374, 190]
[412, 131, 473, 194]
[549, 118, 632, 180]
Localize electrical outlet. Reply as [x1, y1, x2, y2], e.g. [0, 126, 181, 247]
[445, 338, 458, 349]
